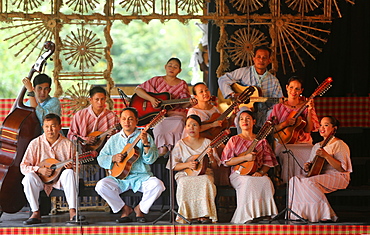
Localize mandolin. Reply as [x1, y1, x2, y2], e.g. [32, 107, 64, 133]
[184, 129, 230, 177]
[200, 86, 255, 139]
[307, 130, 335, 177]
[110, 109, 166, 179]
[234, 119, 274, 175]
[274, 77, 333, 144]
[83, 123, 122, 152]
[130, 92, 191, 126]
[37, 151, 98, 184]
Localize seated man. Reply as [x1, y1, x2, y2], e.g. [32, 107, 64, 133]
[95, 107, 165, 223]
[23, 73, 61, 128]
[20, 113, 79, 225]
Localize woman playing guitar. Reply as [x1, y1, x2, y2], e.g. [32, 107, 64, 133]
[270, 76, 319, 145]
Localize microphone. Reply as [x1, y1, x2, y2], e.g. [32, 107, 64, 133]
[74, 135, 86, 145]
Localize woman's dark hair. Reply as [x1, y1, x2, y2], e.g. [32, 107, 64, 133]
[186, 114, 202, 126]
[120, 107, 139, 119]
[322, 115, 340, 128]
[192, 82, 207, 95]
[287, 76, 304, 87]
[166, 57, 182, 68]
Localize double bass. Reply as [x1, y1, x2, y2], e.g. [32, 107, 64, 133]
[0, 41, 55, 213]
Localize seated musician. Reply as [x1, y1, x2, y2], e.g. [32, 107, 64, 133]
[268, 76, 319, 183]
[167, 115, 219, 224]
[22, 73, 61, 128]
[134, 58, 196, 156]
[218, 46, 283, 127]
[20, 113, 81, 225]
[95, 107, 165, 223]
[288, 116, 352, 223]
[67, 86, 119, 149]
[221, 110, 278, 224]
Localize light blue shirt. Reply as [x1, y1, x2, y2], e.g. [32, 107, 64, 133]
[26, 96, 62, 128]
[97, 128, 158, 193]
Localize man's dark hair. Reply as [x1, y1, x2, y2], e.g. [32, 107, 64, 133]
[43, 113, 61, 125]
[33, 74, 52, 87]
[253, 46, 272, 58]
[120, 107, 138, 119]
[89, 86, 107, 98]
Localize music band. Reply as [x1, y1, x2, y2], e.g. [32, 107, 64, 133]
[2, 46, 351, 225]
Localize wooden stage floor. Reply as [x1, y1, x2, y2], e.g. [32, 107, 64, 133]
[1, 205, 369, 235]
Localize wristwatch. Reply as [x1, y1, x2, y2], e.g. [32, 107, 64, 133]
[27, 91, 35, 97]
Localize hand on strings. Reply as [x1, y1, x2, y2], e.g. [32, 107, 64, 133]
[212, 120, 223, 128]
[187, 160, 198, 170]
[307, 99, 315, 111]
[64, 162, 74, 170]
[316, 147, 329, 160]
[85, 136, 97, 145]
[229, 92, 240, 101]
[189, 97, 198, 106]
[140, 130, 149, 146]
[241, 152, 256, 162]
[113, 153, 124, 163]
[38, 167, 53, 177]
[150, 97, 161, 108]
[304, 162, 312, 172]
[286, 117, 296, 127]
[22, 77, 33, 92]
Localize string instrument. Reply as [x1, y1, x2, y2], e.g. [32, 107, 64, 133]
[110, 109, 166, 179]
[274, 77, 333, 144]
[218, 84, 280, 113]
[200, 86, 255, 139]
[184, 129, 230, 177]
[234, 119, 274, 175]
[307, 130, 335, 177]
[83, 123, 122, 152]
[0, 41, 55, 213]
[37, 151, 97, 184]
[129, 92, 191, 126]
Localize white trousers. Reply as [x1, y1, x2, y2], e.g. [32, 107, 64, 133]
[22, 169, 77, 212]
[95, 177, 165, 214]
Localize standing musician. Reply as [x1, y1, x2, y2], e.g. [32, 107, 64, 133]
[95, 107, 165, 223]
[20, 113, 80, 225]
[22, 73, 61, 128]
[167, 115, 219, 224]
[218, 46, 283, 127]
[221, 110, 278, 224]
[67, 86, 119, 148]
[288, 116, 352, 222]
[134, 58, 196, 156]
[269, 76, 319, 144]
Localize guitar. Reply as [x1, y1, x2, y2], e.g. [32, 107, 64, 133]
[37, 151, 98, 184]
[110, 109, 166, 179]
[200, 86, 255, 139]
[274, 77, 333, 144]
[234, 119, 274, 175]
[184, 129, 231, 177]
[83, 123, 122, 152]
[218, 84, 280, 113]
[307, 130, 335, 177]
[129, 92, 191, 126]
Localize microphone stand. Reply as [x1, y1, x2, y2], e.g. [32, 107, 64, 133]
[152, 151, 191, 225]
[66, 137, 88, 225]
[269, 126, 307, 224]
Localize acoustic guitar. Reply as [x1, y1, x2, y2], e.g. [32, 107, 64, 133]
[233, 119, 274, 175]
[129, 92, 191, 126]
[218, 84, 280, 113]
[37, 151, 98, 184]
[110, 109, 166, 179]
[200, 86, 255, 139]
[307, 130, 335, 177]
[274, 77, 333, 144]
[184, 129, 231, 177]
[83, 123, 122, 152]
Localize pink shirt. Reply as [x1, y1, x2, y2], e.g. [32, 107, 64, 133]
[67, 105, 119, 141]
[221, 135, 278, 174]
[137, 76, 191, 113]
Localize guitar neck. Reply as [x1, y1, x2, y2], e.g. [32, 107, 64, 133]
[161, 98, 190, 106]
[217, 102, 237, 121]
[250, 97, 280, 103]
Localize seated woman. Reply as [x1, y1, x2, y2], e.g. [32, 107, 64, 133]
[167, 115, 219, 224]
[268, 76, 319, 183]
[134, 58, 195, 156]
[288, 116, 352, 223]
[221, 110, 278, 224]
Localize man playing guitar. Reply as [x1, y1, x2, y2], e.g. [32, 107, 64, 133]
[218, 46, 283, 128]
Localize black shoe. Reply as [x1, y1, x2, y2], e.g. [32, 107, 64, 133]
[136, 217, 146, 223]
[116, 216, 133, 223]
[70, 215, 86, 221]
[23, 218, 41, 225]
